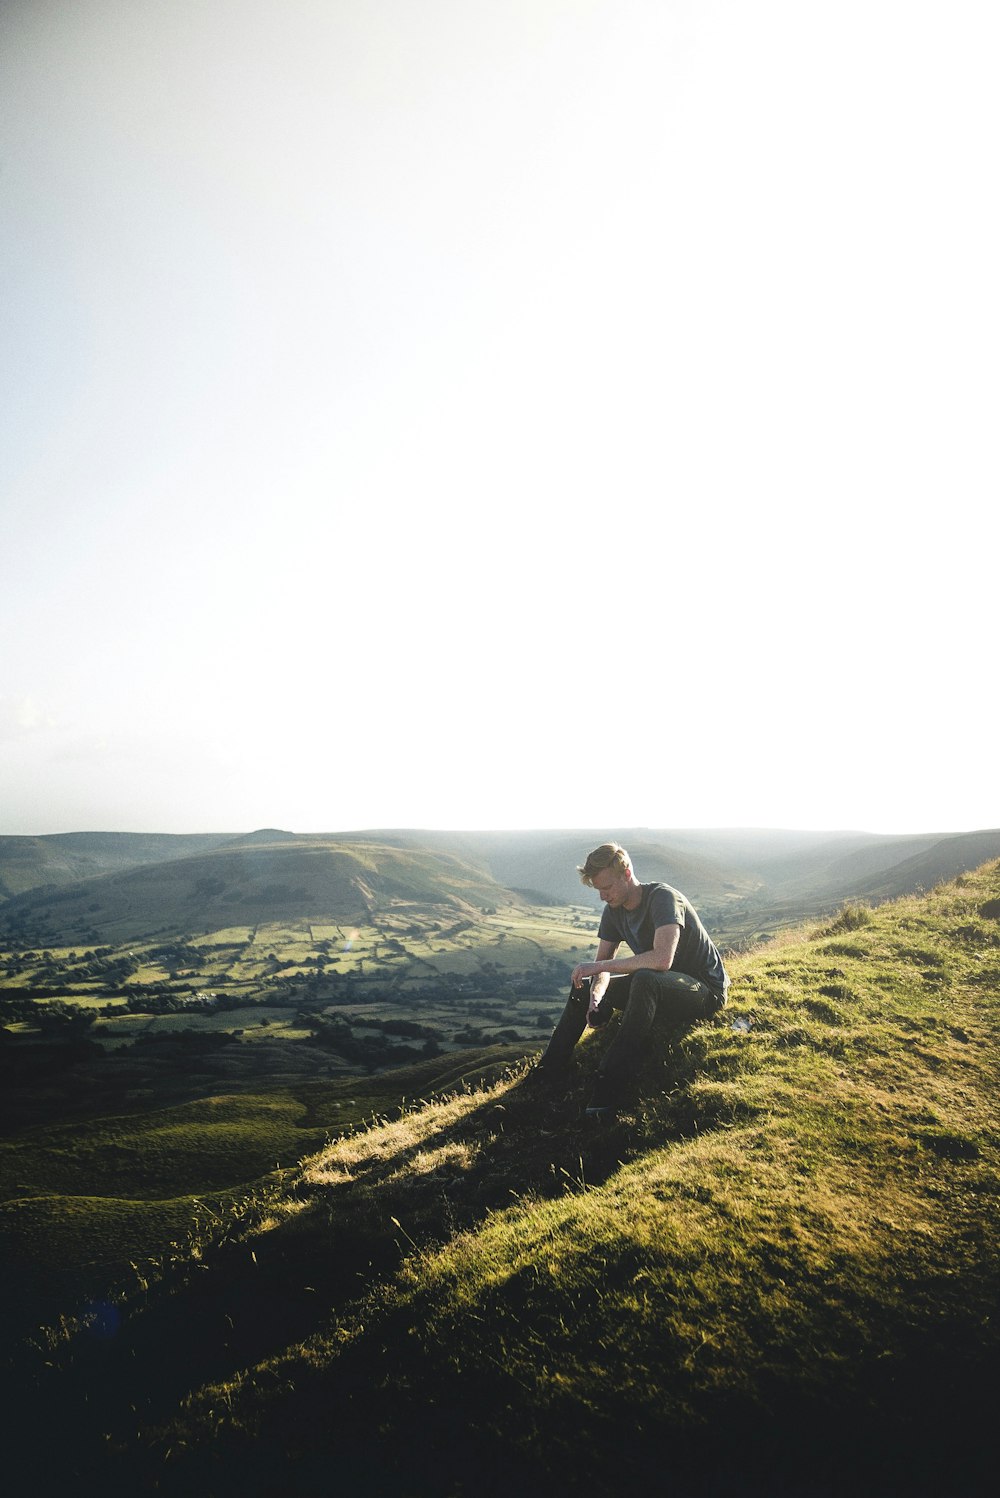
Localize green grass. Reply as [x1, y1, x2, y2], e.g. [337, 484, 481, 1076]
[0, 1094, 320, 1200]
[0, 1045, 537, 1348]
[6, 865, 1000, 1497]
[0, 1091, 325, 1333]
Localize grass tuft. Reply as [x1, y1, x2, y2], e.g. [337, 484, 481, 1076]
[822, 901, 875, 934]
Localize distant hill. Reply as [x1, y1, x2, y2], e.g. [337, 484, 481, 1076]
[0, 831, 235, 900]
[729, 831, 940, 901]
[339, 828, 751, 907]
[334, 826, 1000, 913]
[2, 825, 998, 944]
[222, 828, 298, 848]
[745, 828, 1000, 908]
[0, 838, 527, 943]
[849, 828, 1000, 900]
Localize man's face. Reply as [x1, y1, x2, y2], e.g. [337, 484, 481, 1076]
[592, 865, 630, 908]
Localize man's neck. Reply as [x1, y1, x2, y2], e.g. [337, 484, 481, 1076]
[623, 878, 643, 912]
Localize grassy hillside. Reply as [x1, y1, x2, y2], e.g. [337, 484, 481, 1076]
[852, 828, 1000, 900]
[7, 862, 998, 1497]
[0, 1047, 536, 1350]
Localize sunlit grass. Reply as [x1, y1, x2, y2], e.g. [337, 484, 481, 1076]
[301, 1080, 502, 1186]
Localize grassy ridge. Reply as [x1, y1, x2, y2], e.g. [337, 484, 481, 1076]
[8, 864, 1000, 1497]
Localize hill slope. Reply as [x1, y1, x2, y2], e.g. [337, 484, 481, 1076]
[343, 827, 752, 906]
[4, 827, 999, 943]
[9, 860, 999, 1497]
[0, 831, 235, 899]
[850, 827, 1000, 900]
[0, 839, 527, 942]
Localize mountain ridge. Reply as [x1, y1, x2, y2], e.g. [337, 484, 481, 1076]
[2, 826, 999, 944]
[0, 838, 530, 943]
[0, 831, 234, 899]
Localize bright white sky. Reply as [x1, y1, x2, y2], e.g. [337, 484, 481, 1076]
[2, 0, 997, 838]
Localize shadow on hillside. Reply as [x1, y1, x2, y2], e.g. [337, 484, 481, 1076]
[347, 1016, 710, 1193]
[7, 1013, 718, 1493]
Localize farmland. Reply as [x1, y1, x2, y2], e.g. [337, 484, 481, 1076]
[0, 904, 595, 1068]
[0, 903, 595, 1343]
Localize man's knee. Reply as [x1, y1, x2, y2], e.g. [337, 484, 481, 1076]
[632, 968, 713, 1020]
[624, 969, 660, 1020]
[630, 970, 661, 1002]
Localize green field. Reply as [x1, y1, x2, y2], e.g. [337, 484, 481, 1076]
[0, 907, 591, 1048]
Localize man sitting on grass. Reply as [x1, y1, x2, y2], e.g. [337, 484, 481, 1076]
[535, 841, 729, 1117]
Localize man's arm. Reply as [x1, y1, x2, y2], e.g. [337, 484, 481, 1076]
[571, 924, 681, 990]
[577, 938, 619, 996]
[576, 938, 618, 1022]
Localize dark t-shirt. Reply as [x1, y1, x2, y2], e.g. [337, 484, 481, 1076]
[598, 882, 729, 996]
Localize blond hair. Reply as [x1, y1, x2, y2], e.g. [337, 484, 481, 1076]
[578, 842, 632, 887]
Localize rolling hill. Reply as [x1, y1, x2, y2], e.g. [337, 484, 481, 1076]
[2, 825, 999, 946]
[324, 825, 1000, 925]
[340, 827, 753, 905]
[0, 838, 528, 943]
[849, 828, 1000, 900]
[0, 831, 234, 899]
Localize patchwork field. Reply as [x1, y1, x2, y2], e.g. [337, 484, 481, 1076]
[0, 905, 594, 1040]
[0, 906, 597, 1344]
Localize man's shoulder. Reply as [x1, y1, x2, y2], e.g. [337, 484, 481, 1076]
[642, 883, 687, 919]
[642, 881, 684, 903]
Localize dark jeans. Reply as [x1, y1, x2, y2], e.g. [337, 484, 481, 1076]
[542, 970, 723, 1089]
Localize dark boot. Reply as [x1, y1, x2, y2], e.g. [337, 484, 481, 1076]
[585, 1072, 622, 1119]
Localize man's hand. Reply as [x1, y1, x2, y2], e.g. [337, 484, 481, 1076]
[572, 967, 611, 1027]
[571, 962, 601, 989]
